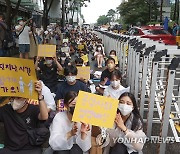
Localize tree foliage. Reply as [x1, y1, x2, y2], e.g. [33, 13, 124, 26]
[97, 15, 110, 25]
[5, 0, 21, 28]
[117, 0, 158, 25]
[107, 9, 116, 22]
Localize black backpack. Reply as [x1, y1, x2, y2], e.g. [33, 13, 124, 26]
[0, 22, 13, 49]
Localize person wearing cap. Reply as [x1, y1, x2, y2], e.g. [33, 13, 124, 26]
[0, 81, 48, 154]
[15, 17, 32, 59]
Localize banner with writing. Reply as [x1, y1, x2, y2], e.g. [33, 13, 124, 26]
[0, 58, 38, 99]
[72, 91, 118, 128]
[38, 44, 56, 57]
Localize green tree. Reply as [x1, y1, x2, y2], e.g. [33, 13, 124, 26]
[117, 0, 156, 25]
[5, 0, 21, 28]
[107, 9, 116, 22]
[64, 0, 90, 26]
[42, 0, 55, 31]
[173, 0, 179, 23]
[97, 15, 110, 25]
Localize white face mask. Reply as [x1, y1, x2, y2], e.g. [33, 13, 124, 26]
[46, 59, 53, 65]
[118, 104, 133, 116]
[11, 98, 27, 110]
[110, 54, 115, 57]
[61, 57, 66, 61]
[98, 47, 101, 51]
[19, 21, 24, 25]
[111, 80, 120, 88]
[66, 76, 76, 83]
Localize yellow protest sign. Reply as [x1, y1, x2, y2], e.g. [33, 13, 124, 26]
[38, 44, 56, 57]
[0, 58, 38, 100]
[72, 91, 119, 128]
[81, 54, 89, 63]
[111, 55, 118, 65]
[76, 66, 90, 80]
[78, 44, 85, 50]
[125, 45, 129, 56]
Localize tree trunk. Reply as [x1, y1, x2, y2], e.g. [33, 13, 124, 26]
[173, 0, 177, 21]
[160, 0, 163, 22]
[61, 0, 65, 29]
[176, 0, 179, 24]
[43, 0, 48, 31]
[5, 0, 21, 28]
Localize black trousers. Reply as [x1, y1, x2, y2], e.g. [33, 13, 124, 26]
[0, 148, 42, 154]
[110, 143, 138, 154]
[53, 144, 83, 154]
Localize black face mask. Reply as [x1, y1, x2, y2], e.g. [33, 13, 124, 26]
[69, 107, 75, 115]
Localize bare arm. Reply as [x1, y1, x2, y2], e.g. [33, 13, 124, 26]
[53, 56, 63, 71]
[35, 81, 48, 120]
[35, 57, 40, 71]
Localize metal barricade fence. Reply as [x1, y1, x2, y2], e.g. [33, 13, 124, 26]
[94, 30, 180, 154]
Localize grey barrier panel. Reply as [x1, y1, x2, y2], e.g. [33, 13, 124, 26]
[94, 31, 180, 153]
[158, 58, 180, 154]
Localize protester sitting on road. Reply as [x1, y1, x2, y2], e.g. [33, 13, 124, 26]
[61, 42, 70, 57]
[49, 91, 91, 154]
[58, 52, 71, 68]
[15, 17, 32, 59]
[0, 81, 49, 154]
[104, 70, 125, 99]
[55, 65, 90, 100]
[104, 92, 146, 154]
[75, 57, 84, 66]
[109, 50, 119, 66]
[96, 57, 116, 95]
[94, 44, 105, 68]
[35, 55, 63, 93]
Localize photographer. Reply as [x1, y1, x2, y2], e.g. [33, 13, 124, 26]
[15, 17, 32, 59]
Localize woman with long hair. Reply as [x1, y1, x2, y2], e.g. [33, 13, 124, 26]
[94, 45, 105, 68]
[104, 92, 146, 154]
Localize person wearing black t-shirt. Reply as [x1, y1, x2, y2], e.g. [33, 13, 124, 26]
[0, 81, 48, 154]
[58, 52, 71, 68]
[96, 57, 116, 95]
[35, 55, 63, 93]
[56, 65, 90, 100]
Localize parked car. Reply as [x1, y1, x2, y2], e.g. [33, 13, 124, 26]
[127, 26, 176, 45]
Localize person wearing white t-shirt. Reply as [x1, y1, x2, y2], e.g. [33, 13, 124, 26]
[104, 70, 125, 99]
[49, 91, 91, 154]
[41, 81, 56, 112]
[15, 17, 31, 59]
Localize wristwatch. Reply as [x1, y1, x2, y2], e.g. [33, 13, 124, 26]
[38, 95, 44, 101]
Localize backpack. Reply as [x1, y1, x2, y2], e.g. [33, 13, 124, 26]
[0, 22, 13, 49]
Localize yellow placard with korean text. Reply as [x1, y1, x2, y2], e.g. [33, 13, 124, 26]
[38, 44, 56, 57]
[0, 58, 38, 100]
[81, 55, 89, 63]
[72, 91, 118, 128]
[76, 66, 90, 80]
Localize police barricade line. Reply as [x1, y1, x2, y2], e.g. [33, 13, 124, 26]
[94, 30, 180, 154]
